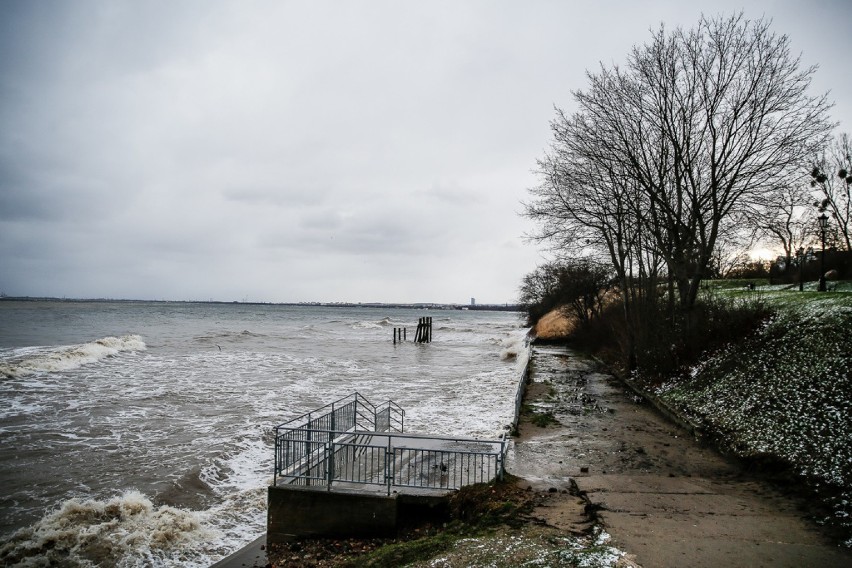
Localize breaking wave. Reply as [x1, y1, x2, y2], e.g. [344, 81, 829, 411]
[0, 335, 147, 379]
[351, 317, 394, 329]
[0, 490, 212, 567]
[499, 330, 531, 363]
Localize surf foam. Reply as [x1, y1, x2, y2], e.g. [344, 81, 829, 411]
[0, 490, 212, 567]
[0, 335, 146, 378]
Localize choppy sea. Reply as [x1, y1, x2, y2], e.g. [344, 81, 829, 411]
[0, 300, 528, 567]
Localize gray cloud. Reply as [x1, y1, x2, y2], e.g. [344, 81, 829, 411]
[1, 0, 850, 303]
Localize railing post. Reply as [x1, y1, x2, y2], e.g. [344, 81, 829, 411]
[273, 432, 278, 486]
[386, 436, 393, 496]
[327, 442, 334, 490]
[305, 413, 312, 487]
[328, 403, 336, 490]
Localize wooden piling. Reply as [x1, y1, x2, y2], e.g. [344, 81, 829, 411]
[394, 318, 431, 344]
[413, 317, 432, 343]
[394, 327, 408, 344]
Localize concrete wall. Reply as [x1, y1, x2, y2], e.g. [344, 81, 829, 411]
[267, 486, 398, 544]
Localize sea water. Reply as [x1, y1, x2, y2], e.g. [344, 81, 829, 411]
[0, 300, 528, 567]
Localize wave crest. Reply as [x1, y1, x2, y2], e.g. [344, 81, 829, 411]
[0, 490, 211, 567]
[499, 331, 531, 362]
[0, 335, 147, 378]
[350, 317, 394, 330]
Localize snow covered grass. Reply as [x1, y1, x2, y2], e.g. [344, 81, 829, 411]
[654, 287, 852, 545]
[406, 526, 628, 568]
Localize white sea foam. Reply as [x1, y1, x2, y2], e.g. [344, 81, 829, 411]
[499, 329, 531, 362]
[0, 490, 212, 568]
[199, 434, 272, 495]
[197, 486, 268, 566]
[0, 303, 528, 565]
[0, 335, 147, 378]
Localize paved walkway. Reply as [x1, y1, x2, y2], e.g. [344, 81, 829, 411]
[508, 346, 851, 568]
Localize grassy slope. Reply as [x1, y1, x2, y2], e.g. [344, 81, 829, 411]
[653, 284, 852, 544]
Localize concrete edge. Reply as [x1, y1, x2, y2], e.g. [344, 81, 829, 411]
[209, 534, 267, 568]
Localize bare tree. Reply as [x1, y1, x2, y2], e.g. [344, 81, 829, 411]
[810, 133, 852, 251]
[529, 103, 656, 368]
[756, 184, 816, 262]
[527, 13, 833, 311]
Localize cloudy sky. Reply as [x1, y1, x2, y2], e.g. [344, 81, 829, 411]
[1, 1, 850, 304]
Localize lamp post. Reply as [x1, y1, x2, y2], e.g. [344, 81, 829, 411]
[818, 213, 829, 292]
[796, 247, 805, 291]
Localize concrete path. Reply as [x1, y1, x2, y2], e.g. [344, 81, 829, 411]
[508, 346, 851, 568]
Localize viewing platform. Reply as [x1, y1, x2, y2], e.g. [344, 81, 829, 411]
[268, 393, 509, 541]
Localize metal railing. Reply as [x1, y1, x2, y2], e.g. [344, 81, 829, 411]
[273, 393, 506, 493]
[272, 393, 404, 486]
[388, 434, 505, 492]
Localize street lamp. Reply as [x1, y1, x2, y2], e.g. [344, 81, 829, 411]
[818, 213, 829, 292]
[796, 247, 805, 291]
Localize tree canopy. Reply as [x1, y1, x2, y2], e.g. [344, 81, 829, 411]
[526, 13, 833, 311]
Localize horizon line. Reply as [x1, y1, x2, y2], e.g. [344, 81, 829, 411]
[0, 295, 522, 309]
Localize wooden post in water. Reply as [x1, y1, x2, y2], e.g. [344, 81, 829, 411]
[414, 317, 432, 343]
[394, 327, 408, 344]
[398, 319, 432, 344]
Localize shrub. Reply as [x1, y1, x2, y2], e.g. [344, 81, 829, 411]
[570, 286, 773, 382]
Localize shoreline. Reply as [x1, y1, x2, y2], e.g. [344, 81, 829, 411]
[212, 342, 851, 567]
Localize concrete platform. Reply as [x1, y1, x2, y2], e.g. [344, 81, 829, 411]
[209, 535, 267, 568]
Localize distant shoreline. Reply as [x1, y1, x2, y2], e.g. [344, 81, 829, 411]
[0, 296, 521, 312]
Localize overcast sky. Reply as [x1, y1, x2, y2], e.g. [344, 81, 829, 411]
[1, 1, 850, 304]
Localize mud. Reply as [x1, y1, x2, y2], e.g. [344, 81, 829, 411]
[507, 345, 852, 568]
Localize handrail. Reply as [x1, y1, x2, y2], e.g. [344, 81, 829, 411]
[274, 392, 372, 430]
[274, 428, 505, 492]
[273, 393, 405, 485]
[273, 393, 502, 492]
